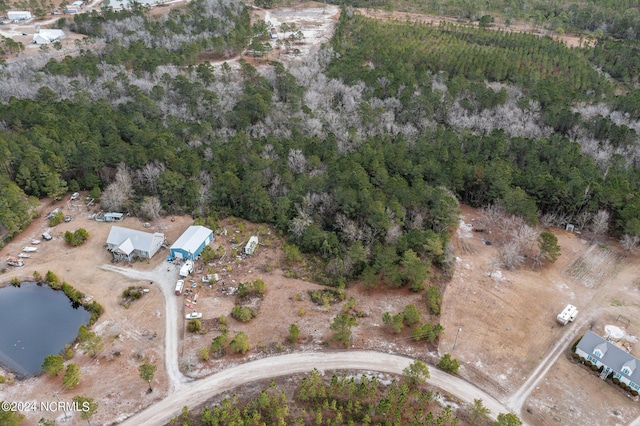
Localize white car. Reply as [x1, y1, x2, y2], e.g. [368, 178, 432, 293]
[185, 312, 202, 320]
[70, 192, 79, 200]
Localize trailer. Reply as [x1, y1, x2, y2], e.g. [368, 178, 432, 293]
[174, 279, 184, 295]
[179, 260, 194, 277]
[244, 236, 259, 255]
[557, 304, 578, 325]
[7, 11, 32, 21]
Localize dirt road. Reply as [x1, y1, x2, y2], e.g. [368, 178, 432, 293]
[118, 350, 518, 426]
[101, 263, 191, 392]
[506, 311, 597, 412]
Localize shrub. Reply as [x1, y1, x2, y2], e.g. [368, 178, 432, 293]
[584, 360, 592, 367]
[613, 378, 620, 385]
[426, 285, 442, 315]
[49, 211, 64, 226]
[231, 305, 256, 323]
[572, 353, 580, 359]
[198, 346, 210, 361]
[438, 353, 460, 374]
[632, 390, 638, 396]
[187, 319, 202, 333]
[590, 365, 598, 371]
[10, 277, 20, 286]
[64, 228, 89, 246]
[45, 270, 60, 287]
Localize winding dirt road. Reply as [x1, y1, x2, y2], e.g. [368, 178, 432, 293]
[104, 263, 522, 425]
[118, 350, 515, 425]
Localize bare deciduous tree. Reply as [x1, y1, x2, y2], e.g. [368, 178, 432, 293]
[287, 149, 307, 174]
[498, 241, 525, 270]
[137, 161, 165, 195]
[101, 163, 134, 212]
[140, 196, 162, 220]
[591, 209, 610, 236]
[620, 234, 640, 252]
[574, 210, 592, 230]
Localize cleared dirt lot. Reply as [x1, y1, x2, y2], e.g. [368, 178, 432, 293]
[0, 196, 191, 425]
[2, 197, 640, 425]
[441, 205, 640, 424]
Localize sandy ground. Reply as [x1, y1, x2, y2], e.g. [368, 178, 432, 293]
[0, 194, 193, 425]
[2, 196, 640, 425]
[440, 205, 640, 425]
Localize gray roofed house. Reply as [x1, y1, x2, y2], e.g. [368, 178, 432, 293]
[575, 330, 640, 392]
[106, 226, 164, 261]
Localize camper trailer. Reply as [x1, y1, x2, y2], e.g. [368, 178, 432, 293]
[557, 304, 578, 325]
[179, 260, 194, 277]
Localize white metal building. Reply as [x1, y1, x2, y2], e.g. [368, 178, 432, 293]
[106, 226, 164, 261]
[33, 29, 65, 45]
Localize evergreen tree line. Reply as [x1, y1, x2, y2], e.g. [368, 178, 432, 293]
[2, 3, 640, 263]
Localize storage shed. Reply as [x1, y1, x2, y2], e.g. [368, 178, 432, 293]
[170, 225, 213, 260]
[106, 226, 164, 261]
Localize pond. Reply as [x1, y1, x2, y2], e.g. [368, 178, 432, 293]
[0, 282, 91, 378]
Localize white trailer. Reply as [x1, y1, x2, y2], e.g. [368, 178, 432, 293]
[174, 279, 184, 295]
[179, 260, 194, 277]
[557, 304, 578, 325]
[244, 236, 259, 255]
[7, 11, 32, 21]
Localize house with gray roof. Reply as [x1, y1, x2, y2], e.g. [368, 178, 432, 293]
[575, 330, 640, 392]
[106, 226, 164, 261]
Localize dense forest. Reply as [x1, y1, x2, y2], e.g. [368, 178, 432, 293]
[2, 0, 640, 281]
[325, 0, 640, 41]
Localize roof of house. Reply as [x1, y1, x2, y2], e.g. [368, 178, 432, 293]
[577, 330, 640, 383]
[107, 226, 163, 254]
[170, 226, 212, 255]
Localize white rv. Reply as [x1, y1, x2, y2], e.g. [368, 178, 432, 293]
[179, 260, 194, 277]
[557, 304, 578, 325]
[174, 279, 184, 295]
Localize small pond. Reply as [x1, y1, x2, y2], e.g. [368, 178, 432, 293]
[0, 282, 91, 378]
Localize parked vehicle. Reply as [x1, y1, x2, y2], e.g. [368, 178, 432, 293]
[174, 279, 184, 295]
[64, 215, 72, 222]
[18, 253, 30, 258]
[31, 239, 41, 245]
[42, 232, 52, 240]
[185, 312, 202, 320]
[179, 260, 194, 277]
[70, 192, 79, 200]
[7, 257, 24, 267]
[23, 246, 38, 252]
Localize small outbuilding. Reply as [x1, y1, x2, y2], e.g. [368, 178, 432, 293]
[244, 235, 259, 255]
[105, 212, 124, 222]
[170, 225, 213, 260]
[106, 226, 164, 261]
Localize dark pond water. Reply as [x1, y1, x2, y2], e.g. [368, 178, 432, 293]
[0, 282, 90, 378]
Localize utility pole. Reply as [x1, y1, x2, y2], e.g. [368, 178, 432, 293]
[54, 392, 70, 420]
[452, 326, 462, 351]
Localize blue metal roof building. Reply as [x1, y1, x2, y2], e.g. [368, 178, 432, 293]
[170, 225, 213, 260]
